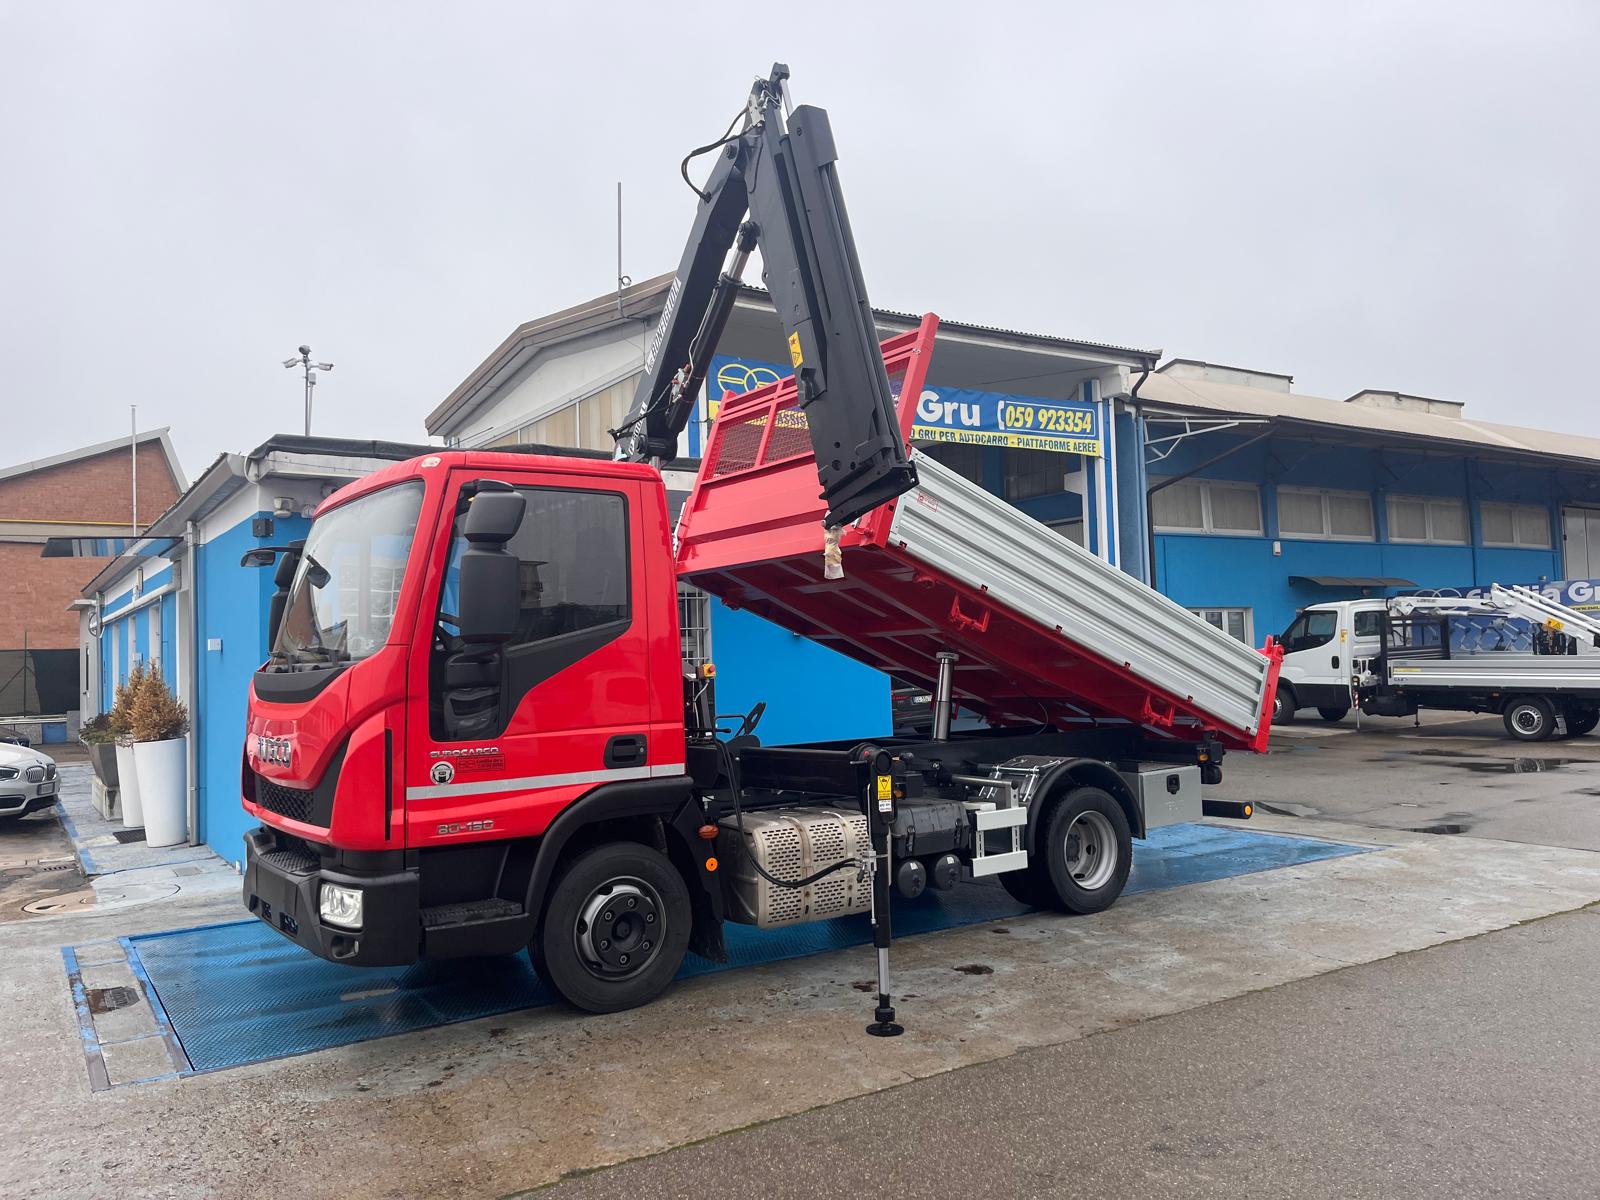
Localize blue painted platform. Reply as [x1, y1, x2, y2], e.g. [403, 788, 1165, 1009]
[116, 824, 1364, 1077]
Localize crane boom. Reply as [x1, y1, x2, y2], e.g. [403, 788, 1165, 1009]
[613, 64, 916, 529]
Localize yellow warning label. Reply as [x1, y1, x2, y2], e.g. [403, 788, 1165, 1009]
[788, 331, 804, 367]
[876, 775, 892, 800]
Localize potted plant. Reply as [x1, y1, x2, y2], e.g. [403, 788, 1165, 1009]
[79, 712, 120, 790]
[111, 664, 146, 830]
[129, 667, 190, 848]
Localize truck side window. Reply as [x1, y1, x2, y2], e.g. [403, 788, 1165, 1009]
[1281, 611, 1336, 653]
[1353, 611, 1383, 639]
[432, 485, 631, 740]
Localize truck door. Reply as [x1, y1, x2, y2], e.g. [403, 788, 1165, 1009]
[1279, 607, 1341, 691]
[404, 469, 660, 847]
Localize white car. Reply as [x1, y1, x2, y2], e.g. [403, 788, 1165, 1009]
[0, 742, 59, 820]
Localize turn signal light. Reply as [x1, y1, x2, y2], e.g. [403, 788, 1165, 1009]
[1244, 804, 1253, 818]
[697, 823, 719, 841]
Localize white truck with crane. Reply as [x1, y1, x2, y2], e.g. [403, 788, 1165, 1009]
[1275, 584, 1600, 740]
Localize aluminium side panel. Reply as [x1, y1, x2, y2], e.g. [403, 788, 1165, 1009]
[1386, 657, 1600, 692]
[887, 452, 1273, 739]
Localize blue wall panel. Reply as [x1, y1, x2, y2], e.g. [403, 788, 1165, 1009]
[195, 513, 311, 865]
[1145, 425, 1573, 642]
[708, 600, 891, 746]
[160, 594, 177, 678]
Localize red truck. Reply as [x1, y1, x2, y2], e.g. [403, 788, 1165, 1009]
[239, 66, 1277, 1028]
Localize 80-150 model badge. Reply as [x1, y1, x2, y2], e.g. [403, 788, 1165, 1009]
[429, 761, 455, 784]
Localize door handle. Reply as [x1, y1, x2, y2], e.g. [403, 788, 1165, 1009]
[605, 734, 647, 769]
[1332, 655, 1341, 669]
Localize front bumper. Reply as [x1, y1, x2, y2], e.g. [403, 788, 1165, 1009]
[243, 826, 421, 966]
[0, 777, 59, 817]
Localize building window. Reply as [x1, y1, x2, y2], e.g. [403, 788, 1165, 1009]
[919, 440, 983, 485]
[678, 583, 712, 672]
[1047, 518, 1085, 547]
[1277, 486, 1375, 541]
[1151, 479, 1262, 536]
[1481, 502, 1552, 549]
[1386, 494, 1468, 545]
[1003, 447, 1070, 501]
[1190, 607, 1253, 644]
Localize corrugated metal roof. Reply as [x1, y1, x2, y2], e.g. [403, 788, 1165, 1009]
[1138, 370, 1600, 468]
[429, 275, 1160, 435]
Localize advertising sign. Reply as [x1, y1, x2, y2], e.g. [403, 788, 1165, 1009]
[706, 354, 1103, 457]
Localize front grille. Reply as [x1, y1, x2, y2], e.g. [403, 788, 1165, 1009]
[253, 773, 316, 824]
[45, 763, 57, 781]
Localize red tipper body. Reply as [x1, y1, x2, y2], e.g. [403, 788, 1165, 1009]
[674, 314, 1281, 755]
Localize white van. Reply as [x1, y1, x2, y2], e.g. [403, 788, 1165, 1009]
[1272, 600, 1383, 724]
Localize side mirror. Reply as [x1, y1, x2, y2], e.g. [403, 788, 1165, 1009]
[457, 486, 526, 647]
[240, 548, 277, 568]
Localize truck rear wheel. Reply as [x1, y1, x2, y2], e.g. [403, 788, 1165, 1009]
[530, 841, 692, 1014]
[1317, 705, 1350, 723]
[1567, 705, 1600, 737]
[1040, 787, 1132, 915]
[1503, 696, 1556, 742]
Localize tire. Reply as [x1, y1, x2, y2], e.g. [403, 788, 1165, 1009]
[997, 863, 1051, 908]
[1503, 696, 1557, 743]
[1316, 706, 1350, 723]
[1039, 787, 1133, 915]
[529, 841, 692, 1014]
[1565, 705, 1599, 737]
[1271, 686, 1297, 725]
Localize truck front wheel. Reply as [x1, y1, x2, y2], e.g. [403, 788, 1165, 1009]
[530, 841, 692, 1014]
[1040, 787, 1132, 915]
[1503, 696, 1556, 742]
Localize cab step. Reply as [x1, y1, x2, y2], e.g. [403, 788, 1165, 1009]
[421, 898, 522, 929]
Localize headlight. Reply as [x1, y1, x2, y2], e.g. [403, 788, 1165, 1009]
[319, 883, 363, 930]
[0, 767, 17, 781]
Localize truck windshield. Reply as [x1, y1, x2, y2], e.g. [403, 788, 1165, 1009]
[273, 482, 425, 665]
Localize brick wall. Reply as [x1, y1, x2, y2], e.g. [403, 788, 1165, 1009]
[0, 542, 103, 649]
[0, 439, 183, 655]
[0, 442, 179, 525]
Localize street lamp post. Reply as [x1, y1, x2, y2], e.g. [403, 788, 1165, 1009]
[283, 345, 334, 436]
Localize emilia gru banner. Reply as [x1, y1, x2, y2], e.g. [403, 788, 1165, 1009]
[701, 354, 1104, 458]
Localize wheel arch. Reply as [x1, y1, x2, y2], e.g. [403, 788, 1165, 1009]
[522, 776, 726, 961]
[1022, 758, 1142, 855]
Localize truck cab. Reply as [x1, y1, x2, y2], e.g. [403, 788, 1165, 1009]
[1273, 599, 1384, 723]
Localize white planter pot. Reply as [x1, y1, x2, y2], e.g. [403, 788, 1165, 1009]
[133, 737, 188, 848]
[114, 742, 144, 829]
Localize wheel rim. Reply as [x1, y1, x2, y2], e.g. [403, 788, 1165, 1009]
[573, 876, 664, 981]
[1064, 810, 1118, 891]
[1512, 706, 1544, 736]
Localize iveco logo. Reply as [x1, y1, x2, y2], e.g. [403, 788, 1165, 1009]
[257, 735, 292, 767]
[430, 761, 455, 784]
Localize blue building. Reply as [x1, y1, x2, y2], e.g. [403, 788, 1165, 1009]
[1123, 362, 1600, 645]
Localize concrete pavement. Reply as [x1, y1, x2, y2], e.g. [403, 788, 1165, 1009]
[537, 904, 1600, 1200]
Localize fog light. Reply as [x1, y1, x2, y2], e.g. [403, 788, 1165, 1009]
[319, 883, 363, 930]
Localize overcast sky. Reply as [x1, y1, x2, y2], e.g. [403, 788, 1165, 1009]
[2, 1, 1595, 478]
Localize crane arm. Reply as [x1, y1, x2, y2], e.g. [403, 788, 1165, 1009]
[613, 64, 916, 529]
